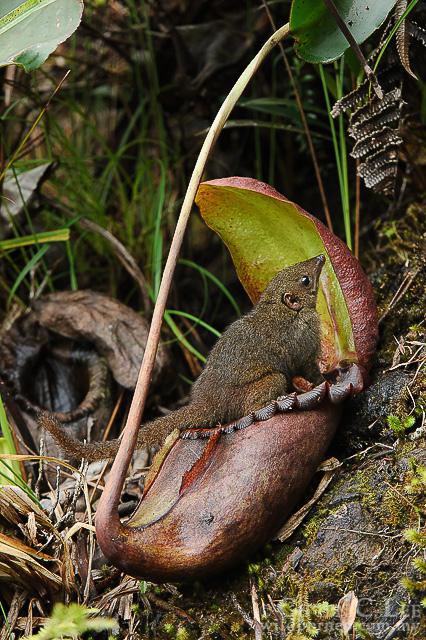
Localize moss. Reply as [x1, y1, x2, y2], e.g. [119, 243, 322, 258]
[396, 440, 418, 458]
[274, 543, 297, 564]
[315, 566, 353, 592]
[380, 484, 412, 527]
[163, 622, 175, 635]
[175, 627, 191, 640]
[387, 414, 416, 437]
[206, 622, 222, 634]
[247, 562, 261, 576]
[353, 467, 379, 510]
[373, 206, 426, 376]
[230, 620, 244, 634]
[302, 506, 336, 544]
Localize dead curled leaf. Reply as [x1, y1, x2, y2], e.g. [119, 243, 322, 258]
[0, 486, 56, 533]
[30, 290, 167, 389]
[0, 290, 167, 462]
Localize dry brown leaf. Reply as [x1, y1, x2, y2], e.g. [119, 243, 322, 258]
[0, 533, 56, 561]
[63, 522, 96, 542]
[395, 0, 417, 79]
[32, 290, 167, 389]
[338, 590, 359, 635]
[25, 511, 38, 546]
[0, 486, 57, 534]
[0, 536, 62, 591]
[0, 590, 27, 640]
[95, 577, 139, 618]
[0, 486, 76, 595]
[0, 290, 168, 468]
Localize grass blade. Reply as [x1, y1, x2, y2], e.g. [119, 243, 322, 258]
[164, 312, 206, 363]
[0, 228, 70, 251]
[179, 259, 241, 315]
[7, 245, 48, 306]
[166, 309, 221, 338]
[0, 392, 21, 483]
[319, 63, 351, 249]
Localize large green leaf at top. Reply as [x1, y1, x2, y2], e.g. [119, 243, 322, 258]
[290, 0, 397, 63]
[196, 178, 377, 371]
[0, 0, 83, 72]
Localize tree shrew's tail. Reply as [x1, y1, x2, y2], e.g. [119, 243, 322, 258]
[38, 404, 211, 462]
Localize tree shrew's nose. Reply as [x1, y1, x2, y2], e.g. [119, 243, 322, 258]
[314, 254, 326, 269]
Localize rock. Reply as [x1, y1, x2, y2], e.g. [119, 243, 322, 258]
[338, 370, 412, 451]
[295, 441, 426, 638]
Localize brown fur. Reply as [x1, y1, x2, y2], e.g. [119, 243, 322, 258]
[38, 255, 325, 461]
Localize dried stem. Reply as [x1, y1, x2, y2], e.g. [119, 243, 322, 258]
[78, 217, 151, 314]
[96, 23, 292, 529]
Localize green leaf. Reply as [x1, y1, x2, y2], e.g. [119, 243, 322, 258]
[0, 228, 70, 251]
[290, 0, 397, 63]
[0, 392, 21, 483]
[196, 178, 378, 371]
[0, 0, 84, 72]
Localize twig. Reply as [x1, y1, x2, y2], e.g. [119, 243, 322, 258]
[146, 592, 196, 625]
[82, 476, 95, 603]
[411, 356, 426, 384]
[383, 614, 409, 640]
[77, 217, 151, 314]
[343, 441, 394, 464]
[387, 336, 425, 373]
[0, 72, 70, 182]
[231, 593, 255, 629]
[322, 527, 402, 539]
[56, 460, 88, 528]
[47, 466, 61, 519]
[89, 390, 125, 504]
[251, 581, 263, 640]
[382, 480, 418, 512]
[379, 267, 420, 324]
[321, 0, 383, 99]
[261, 0, 333, 231]
[35, 438, 44, 498]
[96, 22, 292, 530]
[4, 64, 16, 108]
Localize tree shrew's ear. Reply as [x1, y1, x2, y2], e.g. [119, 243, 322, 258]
[282, 292, 303, 310]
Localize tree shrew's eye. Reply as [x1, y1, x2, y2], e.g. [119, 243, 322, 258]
[301, 275, 311, 286]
